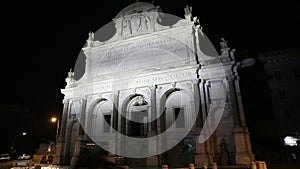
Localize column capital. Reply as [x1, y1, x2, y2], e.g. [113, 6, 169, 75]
[192, 79, 200, 85]
[199, 79, 206, 84]
[112, 90, 120, 95]
[171, 82, 176, 89]
[132, 88, 136, 94]
[226, 75, 235, 82]
[62, 99, 70, 104]
[149, 84, 157, 90]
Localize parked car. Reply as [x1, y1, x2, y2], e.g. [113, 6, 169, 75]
[18, 154, 31, 160]
[0, 154, 10, 162]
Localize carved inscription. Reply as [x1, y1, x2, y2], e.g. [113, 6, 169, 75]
[92, 36, 191, 75]
[92, 70, 197, 93]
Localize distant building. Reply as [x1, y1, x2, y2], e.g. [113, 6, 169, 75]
[53, 2, 255, 168]
[259, 48, 300, 163]
[259, 48, 300, 137]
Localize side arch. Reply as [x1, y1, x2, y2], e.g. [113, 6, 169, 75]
[158, 86, 196, 167]
[87, 98, 114, 140]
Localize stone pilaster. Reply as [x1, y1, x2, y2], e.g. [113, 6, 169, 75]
[228, 69, 254, 165]
[70, 135, 84, 168]
[233, 127, 254, 165]
[53, 99, 69, 165]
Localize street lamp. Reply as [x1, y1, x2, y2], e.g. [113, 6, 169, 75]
[10, 132, 27, 157]
[50, 116, 60, 142]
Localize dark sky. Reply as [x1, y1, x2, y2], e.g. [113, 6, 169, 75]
[0, 0, 299, 155]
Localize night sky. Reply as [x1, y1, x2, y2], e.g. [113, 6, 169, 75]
[0, 0, 299, 156]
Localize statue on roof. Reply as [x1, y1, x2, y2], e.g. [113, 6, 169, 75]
[184, 5, 192, 20]
[65, 68, 76, 88]
[184, 5, 192, 16]
[192, 16, 204, 35]
[86, 31, 95, 47]
[220, 38, 229, 49]
[122, 17, 132, 36]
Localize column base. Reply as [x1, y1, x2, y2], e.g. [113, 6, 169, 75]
[70, 156, 80, 169]
[52, 141, 64, 165]
[195, 154, 214, 166]
[235, 153, 251, 165]
[233, 127, 254, 165]
[147, 156, 159, 166]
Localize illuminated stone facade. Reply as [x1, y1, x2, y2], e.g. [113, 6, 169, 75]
[53, 2, 254, 168]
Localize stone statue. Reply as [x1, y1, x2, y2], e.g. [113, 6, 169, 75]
[122, 17, 132, 36]
[136, 96, 147, 106]
[220, 38, 229, 49]
[65, 68, 76, 88]
[88, 31, 94, 41]
[184, 5, 192, 16]
[137, 15, 151, 32]
[87, 31, 95, 47]
[68, 69, 74, 78]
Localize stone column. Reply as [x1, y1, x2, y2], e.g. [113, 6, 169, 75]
[194, 80, 214, 166]
[118, 91, 126, 157]
[112, 91, 120, 159]
[192, 79, 202, 166]
[79, 98, 87, 135]
[53, 99, 69, 165]
[70, 98, 87, 168]
[192, 79, 202, 128]
[150, 85, 157, 133]
[112, 91, 119, 131]
[159, 89, 168, 165]
[70, 135, 84, 168]
[147, 85, 159, 166]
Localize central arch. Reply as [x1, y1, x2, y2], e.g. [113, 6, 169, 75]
[120, 94, 150, 166]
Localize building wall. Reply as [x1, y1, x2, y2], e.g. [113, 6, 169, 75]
[259, 48, 300, 137]
[53, 2, 254, 167]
